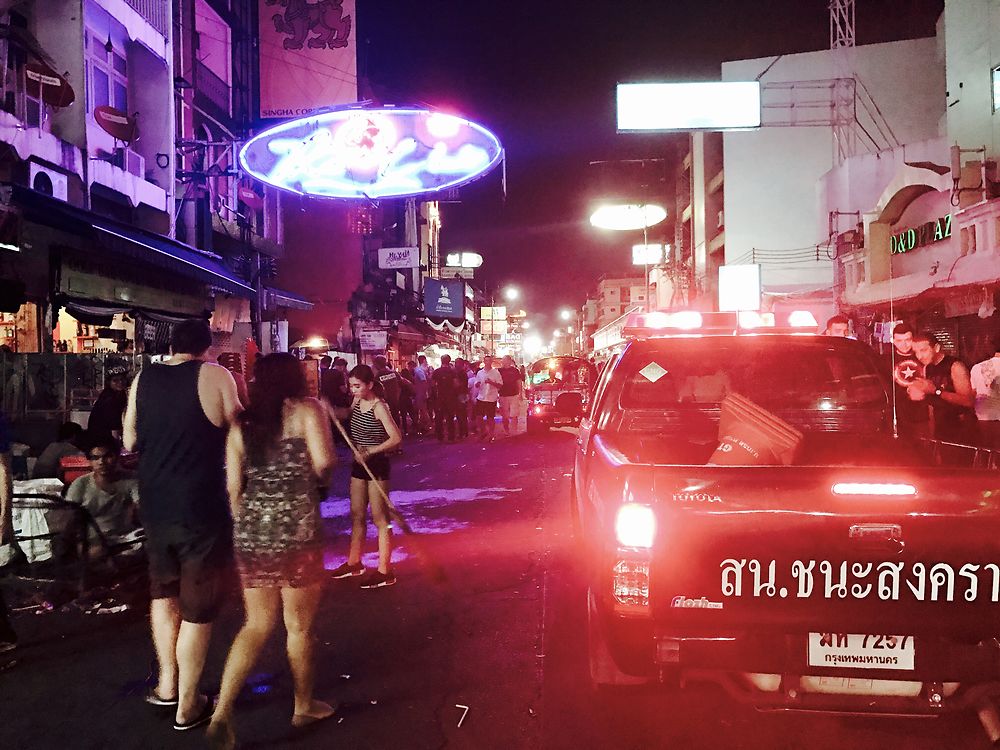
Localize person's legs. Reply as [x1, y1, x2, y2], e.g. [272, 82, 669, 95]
[175, 620, 213, 723]
[281, 584, 334, 723]
[150, 597, 181, 699]
[500, 396, 511, 435]
[368, 481, 393, 574]
[208, 587, 281, 748]
[347, 477, 368, 565]
[486, 402, 498, 439]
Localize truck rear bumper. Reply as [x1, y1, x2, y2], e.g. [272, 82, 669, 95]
[651, 631, 1000, 715]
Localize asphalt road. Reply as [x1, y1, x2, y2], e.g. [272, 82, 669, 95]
[0, 428, 991, 749]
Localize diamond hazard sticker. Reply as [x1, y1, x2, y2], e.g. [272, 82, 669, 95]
[638, 362, 668, 383]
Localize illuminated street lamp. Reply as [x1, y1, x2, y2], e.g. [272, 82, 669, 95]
[590, 203, 667, 313]
[504, 286, 520, 302]
[560, 309, 572, 321]
[589, 203, 666, 231]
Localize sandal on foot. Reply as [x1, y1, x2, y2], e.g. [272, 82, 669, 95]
[145, 687, 178, 706]
[292, 702, 337, 728]
[174, 699, 213, 731]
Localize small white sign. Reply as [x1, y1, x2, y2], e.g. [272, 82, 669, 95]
[378, 246, 419, 270]
[638, 362, 668, 383]
[358, 329, 388, 351]
[718, 264, 762, 312]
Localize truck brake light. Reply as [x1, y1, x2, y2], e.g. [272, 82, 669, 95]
[615, 503, 656, 548]
[832, 482, 916, 496]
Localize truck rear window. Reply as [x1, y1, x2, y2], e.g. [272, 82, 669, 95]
[617, 338, 887, 412]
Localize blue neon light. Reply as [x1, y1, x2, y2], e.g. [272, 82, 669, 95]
[239, 106, 504, 200]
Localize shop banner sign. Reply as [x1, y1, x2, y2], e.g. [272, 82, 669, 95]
[378, 246, 419, 270]
[258, 0, 357, 119]
[424, 279, 465, 318]
[358, 328, 388, 351]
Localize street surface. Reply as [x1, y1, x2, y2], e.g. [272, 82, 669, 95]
[0, 429, 990, 749]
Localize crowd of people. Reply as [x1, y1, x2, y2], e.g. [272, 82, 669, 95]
[321, 352, 525, 444]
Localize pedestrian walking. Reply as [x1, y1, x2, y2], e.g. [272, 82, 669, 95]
[454, 358, 471, 439]
[497, 355, 523, 436]
[474, 355, 504, 441]
[87, 364, 128, 446]
[328, 365, 402, 588]
[432, 355, 460, 442]
[207, 353, 337, 750]
[123, 319, 242, 731]
[413, 355, 432, 432]
[970, 335, 1000, 450]
[397, 365, 418, 436]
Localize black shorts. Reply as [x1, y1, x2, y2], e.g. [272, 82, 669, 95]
[145, 523, 233, 624]
[475, 400, 498, 419]
[351, 453, 391, 481]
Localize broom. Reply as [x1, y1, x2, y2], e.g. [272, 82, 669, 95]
[330, 415, 447, 584]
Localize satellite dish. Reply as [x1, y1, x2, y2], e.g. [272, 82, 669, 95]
[94, 105, 138, 143]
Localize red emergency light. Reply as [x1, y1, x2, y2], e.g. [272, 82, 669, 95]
[623, 310, 818, 338]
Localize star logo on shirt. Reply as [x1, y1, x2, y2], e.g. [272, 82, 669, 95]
[893, 358, 922, 387]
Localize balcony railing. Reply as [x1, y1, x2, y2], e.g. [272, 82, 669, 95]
[195, 60, 231, 116]
[124, 0, 168, 36]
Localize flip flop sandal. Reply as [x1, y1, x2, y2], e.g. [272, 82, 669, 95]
[173, 700, 214, 731]
[145, 687, 179, 707]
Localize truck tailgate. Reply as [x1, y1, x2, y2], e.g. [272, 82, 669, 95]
[644, 465, 1000, 638]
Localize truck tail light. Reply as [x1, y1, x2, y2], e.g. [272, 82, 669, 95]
[615, 503, 655, 548]
[613, 559, 649, 608]
[832, 482, 916, 496]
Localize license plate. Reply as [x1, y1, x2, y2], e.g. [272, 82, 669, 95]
[807, 633, 915, 671]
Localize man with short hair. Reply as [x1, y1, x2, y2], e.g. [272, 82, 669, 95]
[373, 355, 403, 428]
[65, 437, 140, 548]
[123, 318, 242, 731]
[908, 332, 977, 445]
[474, 355, 504, 442]
[497, 355, 523, 436]
[824, 314, 850, 337]
[432, 355, 460, 442]
[970, 335, 1000, 450]
[883, 323, 930, 439]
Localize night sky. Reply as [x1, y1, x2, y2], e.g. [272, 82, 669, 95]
[357, 0, 941, 329]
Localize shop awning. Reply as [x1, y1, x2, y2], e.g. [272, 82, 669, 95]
[266, 287, 313, 311]
[9, 183, 254, 297]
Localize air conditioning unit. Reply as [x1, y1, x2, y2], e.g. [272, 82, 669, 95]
[29, 163, 68, 201]
[716, 210, 725, 228]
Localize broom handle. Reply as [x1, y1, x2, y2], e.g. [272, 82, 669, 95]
[330, 412, 413, 534]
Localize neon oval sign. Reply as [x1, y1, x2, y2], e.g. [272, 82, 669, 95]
[239, 106, 504, 200]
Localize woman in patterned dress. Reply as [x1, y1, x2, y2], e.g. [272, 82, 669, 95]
[207, 353, 336, 749]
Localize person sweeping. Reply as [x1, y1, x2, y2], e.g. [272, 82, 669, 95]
[328, 364, 402, 588]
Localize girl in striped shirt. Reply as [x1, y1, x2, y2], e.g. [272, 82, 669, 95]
[329, 364, 402, 588]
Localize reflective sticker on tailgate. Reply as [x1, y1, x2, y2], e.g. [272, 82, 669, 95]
[720, 558, 1000, 603]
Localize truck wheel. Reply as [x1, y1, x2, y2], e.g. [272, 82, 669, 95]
[587, 589, 648, 691]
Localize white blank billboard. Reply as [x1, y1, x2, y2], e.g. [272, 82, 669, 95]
[617, 82, 761, 131]
[718, 264, 762, 311]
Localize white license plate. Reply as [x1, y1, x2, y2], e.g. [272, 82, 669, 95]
[807, 633, 915, 671]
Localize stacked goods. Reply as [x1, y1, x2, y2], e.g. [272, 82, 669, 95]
[708, 392, 803, 466]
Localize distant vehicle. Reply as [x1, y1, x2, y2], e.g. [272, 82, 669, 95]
[525, 356, 597, 431]
[574, 309, 1000, 741]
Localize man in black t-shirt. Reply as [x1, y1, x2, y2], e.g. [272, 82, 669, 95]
[431, 355, 460, 442]
[497, 355, 523, 436]
[373, 355, 403, 428]
[882, 323, 930, 439]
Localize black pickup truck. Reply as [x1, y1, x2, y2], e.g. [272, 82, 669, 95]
[572, 312, 1000, 738]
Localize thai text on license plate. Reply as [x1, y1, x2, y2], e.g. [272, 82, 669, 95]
[808, 633, 915, 670]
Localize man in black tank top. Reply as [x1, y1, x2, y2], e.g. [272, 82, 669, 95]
[907, 332, 977, 446]
[123, 319, 242, 730]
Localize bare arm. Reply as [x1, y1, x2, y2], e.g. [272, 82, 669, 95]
[122, 370, 141, 452]
[225, 424, 246, 517]
[301, 398, 336, 481]
[365, 400, 402, 456]
[945, 361, 976, 409]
